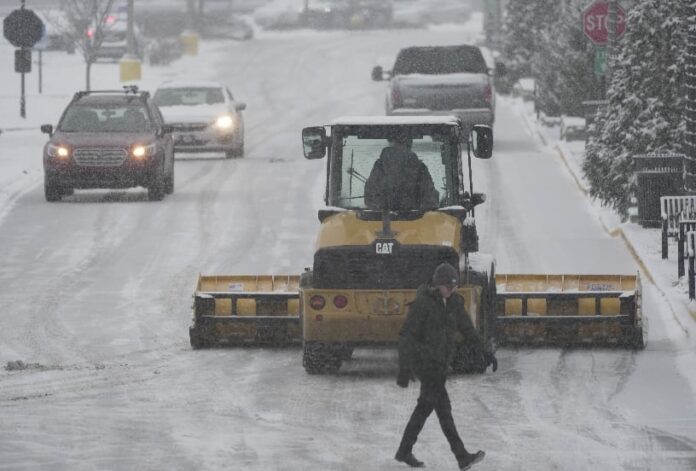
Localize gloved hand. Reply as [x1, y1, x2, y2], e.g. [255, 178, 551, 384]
[484, 352, 498, 372]
[397, 369, 415, 388]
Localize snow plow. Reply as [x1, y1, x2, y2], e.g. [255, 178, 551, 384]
[190, 116, 644, 373]
[495, 274, 644, 348]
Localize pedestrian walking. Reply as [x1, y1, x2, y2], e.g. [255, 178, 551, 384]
[394, 262, 497, 470]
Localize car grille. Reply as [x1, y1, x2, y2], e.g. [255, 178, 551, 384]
[313, 246, 459, 290]
[73, 148, 128, 167]
[171, 123, 208, 132]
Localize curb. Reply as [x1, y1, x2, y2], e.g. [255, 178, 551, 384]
[553, 141, 694, 328]
[513, 98, 694, 327]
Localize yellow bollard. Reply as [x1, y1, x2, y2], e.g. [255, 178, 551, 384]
[181, 31, 199, 56]
[119, 56, 142, 82]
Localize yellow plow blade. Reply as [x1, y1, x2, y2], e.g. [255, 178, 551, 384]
[190, 275, 301, 348]
[494, 274, 644, 349]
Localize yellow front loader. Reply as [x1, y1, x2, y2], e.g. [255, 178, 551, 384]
[190, 117, 644, 373]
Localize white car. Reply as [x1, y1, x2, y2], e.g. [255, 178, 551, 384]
[153, 81, 246, 158]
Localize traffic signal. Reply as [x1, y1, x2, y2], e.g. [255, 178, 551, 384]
[15, 48, 31, 73]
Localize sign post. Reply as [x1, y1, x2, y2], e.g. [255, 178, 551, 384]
[594, 47, 607, 77]
[583, 1, 626, 45]
[3, 0, 45, 118]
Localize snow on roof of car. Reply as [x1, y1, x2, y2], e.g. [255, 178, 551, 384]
[156, 81, 224, 90]
[331, 116, 461, 126]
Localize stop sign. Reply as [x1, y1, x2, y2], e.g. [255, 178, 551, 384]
[3, 8, 44, 48]
[583, 0, 626, 45]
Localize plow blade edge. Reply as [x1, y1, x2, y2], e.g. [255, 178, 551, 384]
[494, 274, 645, 349]
[190, 275, 301, 348]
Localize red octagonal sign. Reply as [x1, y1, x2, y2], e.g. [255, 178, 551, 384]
[583, 0, 626, 45]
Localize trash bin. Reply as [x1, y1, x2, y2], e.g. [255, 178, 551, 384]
[634, 153, 685, 227]
[582, 100, 608, 127]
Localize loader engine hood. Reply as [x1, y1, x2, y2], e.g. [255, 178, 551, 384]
[315, 210, 462, 250]
[312, 210, 462, 290]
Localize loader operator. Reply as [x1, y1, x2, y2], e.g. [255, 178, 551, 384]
[364, 134, 439, 211]
[394, 263, 497, 470]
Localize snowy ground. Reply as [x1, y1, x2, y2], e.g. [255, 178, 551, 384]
[0, 18, 695, 471]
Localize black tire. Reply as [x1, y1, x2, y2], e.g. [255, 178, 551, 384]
[44, 176, 63, 202]
[165, 164, 175, 194]
[235, 139, 245, 158]
[148, 164, 166, 201]
[338, 346, 354, 361]
[303, 342, 342, 374]
[189, 326, 210, 349]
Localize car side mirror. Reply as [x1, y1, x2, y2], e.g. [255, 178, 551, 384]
[371, 65, 383, 81]
[471, 192, 486, 207]
[234, 102, 246, 111]
[302, 126, 327, 160]
[471, 125, 493, 159]
[40, 124, 53, 136]
[495, 61, 507, 77]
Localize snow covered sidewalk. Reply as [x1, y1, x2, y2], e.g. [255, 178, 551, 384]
[509, 96, 696, 331]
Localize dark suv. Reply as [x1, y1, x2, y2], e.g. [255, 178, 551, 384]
[41, 87, 175, 201]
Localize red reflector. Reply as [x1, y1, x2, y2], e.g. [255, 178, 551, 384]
[333, 295, 348, 309]
[315, 314, 324, 321]
[310, 295, 326, 310]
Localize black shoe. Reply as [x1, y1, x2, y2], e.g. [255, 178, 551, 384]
[394, 450, 425, 468]
[458, 450, 485, 470]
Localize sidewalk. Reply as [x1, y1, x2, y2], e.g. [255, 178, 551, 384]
[509, 96, 696, 333]
[0, 40, 228, 222]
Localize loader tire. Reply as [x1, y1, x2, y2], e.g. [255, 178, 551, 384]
[303, 342, 342, 374]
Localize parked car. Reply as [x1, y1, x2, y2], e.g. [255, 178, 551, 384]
[512, 78, 535, 102]
[253, 0, 303, 29]
[40, 87, 175, 202]
[201, 15, 254, 40]
[374, 44, 504, 138]
[92, 14, 145, 61]
[153, 81, 246, 159]
[560, 116, 587, 141]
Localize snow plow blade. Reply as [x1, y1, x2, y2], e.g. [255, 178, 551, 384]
[189, 275, 301, 348]
[494, 274, 644, 349]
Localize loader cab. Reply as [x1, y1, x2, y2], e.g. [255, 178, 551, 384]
[302, 117, 492, 216]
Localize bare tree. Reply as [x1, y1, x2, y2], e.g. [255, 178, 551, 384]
[49, 0, 116, 91]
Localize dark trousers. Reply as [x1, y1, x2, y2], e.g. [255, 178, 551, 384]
[398, 376, 467, 458]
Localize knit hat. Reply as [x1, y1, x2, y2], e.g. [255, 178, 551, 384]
[432, 263, 459, 287]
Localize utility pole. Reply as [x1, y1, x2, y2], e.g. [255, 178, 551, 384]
[685, 1, 696, 192]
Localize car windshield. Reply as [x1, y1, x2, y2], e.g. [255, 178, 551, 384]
[393, 46, 488, 75]
[153, 88, 225, 107]
[59, 105, 152, 132]
[331, 129, 457, 210]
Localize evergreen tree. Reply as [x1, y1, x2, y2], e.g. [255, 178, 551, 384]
[584, 0, 687, 217]
[502, 0, 558, 86]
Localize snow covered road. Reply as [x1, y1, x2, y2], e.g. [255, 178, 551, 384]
[1, 25, 695, 470]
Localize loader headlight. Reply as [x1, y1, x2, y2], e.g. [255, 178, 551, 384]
[214, 115, 234, 130]
[132, 143, 156, 159]
[47, 144, 70, 159]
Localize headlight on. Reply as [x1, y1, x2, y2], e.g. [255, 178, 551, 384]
[132, 143, 156, 159]
[214, 115, 234, 130]
[47, 144, 70, 158]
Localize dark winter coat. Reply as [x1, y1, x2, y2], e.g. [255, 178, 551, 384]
[398, 284, 484, 380]
[364, 147, 438, 211]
